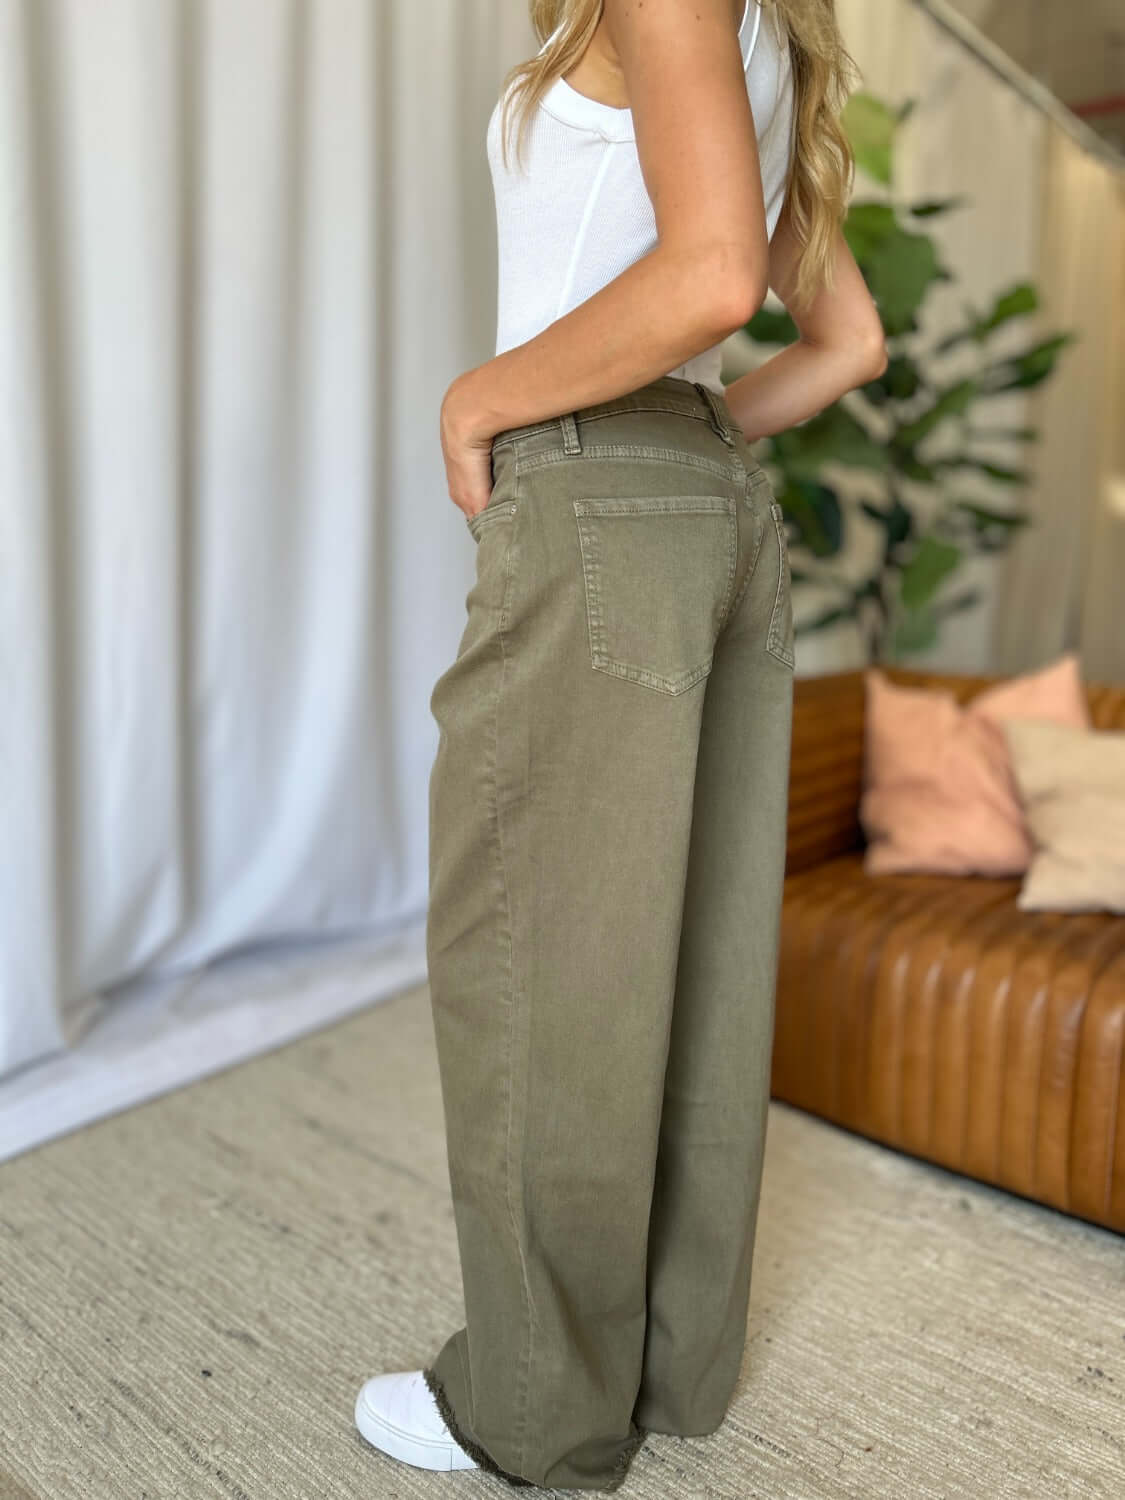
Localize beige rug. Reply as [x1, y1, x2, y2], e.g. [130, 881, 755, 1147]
[1, 980, 1122, 1498]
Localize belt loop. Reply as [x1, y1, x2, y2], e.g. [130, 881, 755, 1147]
[559, 411, 582, 455]
[693, 380, 734, 446]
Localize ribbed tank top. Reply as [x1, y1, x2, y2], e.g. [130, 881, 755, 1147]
[486, 0, 797, 395]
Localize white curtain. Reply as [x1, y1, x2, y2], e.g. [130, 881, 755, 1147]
[0, 0, 536, 1082]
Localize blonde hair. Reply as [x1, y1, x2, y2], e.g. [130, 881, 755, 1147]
[496, 0, 860, 314]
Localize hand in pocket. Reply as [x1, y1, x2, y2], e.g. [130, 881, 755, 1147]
[440, 379, 495, 521]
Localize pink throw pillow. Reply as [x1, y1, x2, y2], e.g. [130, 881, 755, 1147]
[860, 653, 1090, 876]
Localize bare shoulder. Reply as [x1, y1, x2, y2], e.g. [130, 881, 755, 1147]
[564, 0, 748, 112]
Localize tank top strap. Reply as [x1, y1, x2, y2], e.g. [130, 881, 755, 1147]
[741, 1, 763, 71]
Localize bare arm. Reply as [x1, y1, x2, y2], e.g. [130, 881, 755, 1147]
[723, 193, 888, 442]
[443, 0, 769, 518]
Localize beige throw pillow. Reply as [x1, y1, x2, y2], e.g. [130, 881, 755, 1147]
[1004, 718, 1125, 913]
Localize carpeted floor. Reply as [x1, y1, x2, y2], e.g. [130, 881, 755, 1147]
[1, 979, 1122, 1499]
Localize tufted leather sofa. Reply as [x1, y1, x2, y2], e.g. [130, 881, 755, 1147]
[771, 666, 1125, 1235]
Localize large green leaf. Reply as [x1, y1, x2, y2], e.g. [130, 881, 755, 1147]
[744, 305, 797, 346]
[952, 500, 1033, 553]
[953, 500, 1032, 530]
[941, 457, 1032, 484]
[777, 478, 844, 557]
[773, 404, 889, 481]
[843, 201, 900, 263]
[935, 283, 1041, 353]
[891, 378, 977, 447]
[893, 587, 981, 653]
[842, 92, 898, 185]
[981, 282, 1038, 332]
[895, 454, 940, 483]
[965, 424, 1040, 443]
[863, 352, 923, 405]
[864, 228, 943, 335]
[862, 497, 914, 548]
[899, 534, 962, 609]
[977, 333, 1076, 393]
[893, 604, 939, 655]
[907, 196, 967, 218]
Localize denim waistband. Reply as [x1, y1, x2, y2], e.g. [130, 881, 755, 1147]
[491, 375, 737, 453]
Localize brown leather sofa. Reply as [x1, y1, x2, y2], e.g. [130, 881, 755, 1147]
[771, 666, 1125, 1235]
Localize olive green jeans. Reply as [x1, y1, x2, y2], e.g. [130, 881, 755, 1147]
[423, 374, 795, 1491]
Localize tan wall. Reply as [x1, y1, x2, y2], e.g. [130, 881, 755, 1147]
[942, 0, 1125, 151]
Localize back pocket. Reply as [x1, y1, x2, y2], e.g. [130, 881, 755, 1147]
[573, 494, 736, 696]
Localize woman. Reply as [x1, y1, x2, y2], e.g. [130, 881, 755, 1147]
[356, 0, 885, 1490]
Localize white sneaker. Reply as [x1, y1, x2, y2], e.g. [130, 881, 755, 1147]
[354, 1369, 481, 1472]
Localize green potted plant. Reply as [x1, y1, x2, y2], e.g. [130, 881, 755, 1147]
[743, 91, 1075, 661]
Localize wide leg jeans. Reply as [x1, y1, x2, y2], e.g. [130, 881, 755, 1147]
[423, 374, 795, 1491]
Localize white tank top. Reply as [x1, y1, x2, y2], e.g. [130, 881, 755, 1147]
[486, 0, 797, 395]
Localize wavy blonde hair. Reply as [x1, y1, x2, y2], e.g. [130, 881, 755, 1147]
[495, 0, 860, 314]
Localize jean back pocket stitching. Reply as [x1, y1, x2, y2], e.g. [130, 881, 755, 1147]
[466, 500, 519, 539]
[765, 501, 795, 668]
[573, 494, 734, 696]
[723, 488, 768, 627]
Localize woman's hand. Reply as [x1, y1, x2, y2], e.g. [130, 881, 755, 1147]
[440, 375, 496, 522]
